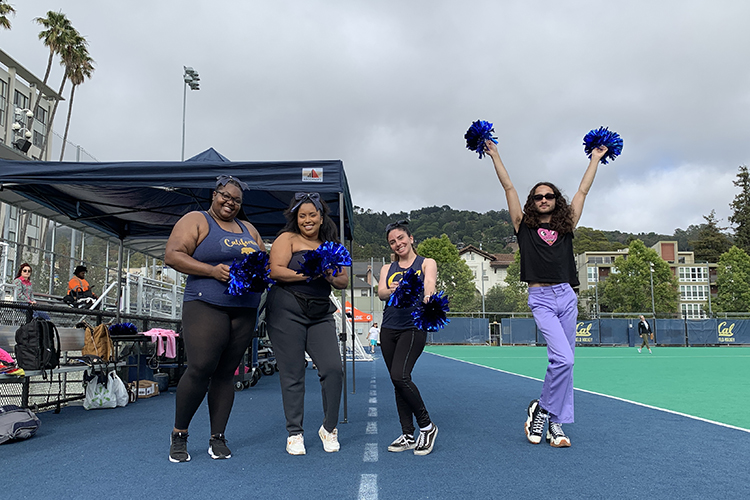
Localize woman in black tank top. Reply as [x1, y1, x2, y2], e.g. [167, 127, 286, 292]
[377, 220, 440, 456]
[266, 193, 349, 455]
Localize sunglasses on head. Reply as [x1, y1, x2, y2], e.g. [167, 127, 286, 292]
[533, 193, 556, 201]
[385, 220, 409, 233]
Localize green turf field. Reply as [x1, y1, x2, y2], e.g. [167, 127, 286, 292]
[425, 345, 750, 430]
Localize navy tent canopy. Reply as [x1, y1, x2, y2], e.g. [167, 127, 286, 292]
[0, 149, 354, 256]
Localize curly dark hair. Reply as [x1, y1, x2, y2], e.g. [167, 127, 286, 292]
[522, 182, 575, 234]
[278, 196, 340, 243]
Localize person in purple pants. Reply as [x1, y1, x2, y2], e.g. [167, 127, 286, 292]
[484, 139, 608, 447]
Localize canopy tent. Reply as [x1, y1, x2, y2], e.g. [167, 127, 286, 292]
[0, 148, 354, 257]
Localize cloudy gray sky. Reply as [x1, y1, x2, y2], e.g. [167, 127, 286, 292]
[3, 0, 748, 235]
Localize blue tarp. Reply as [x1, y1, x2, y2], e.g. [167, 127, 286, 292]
[655, 319, 685, 345]
[0, 148, 354, 255]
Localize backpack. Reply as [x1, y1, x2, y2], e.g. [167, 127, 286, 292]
[0, 404, 41, 444]
[14, 318, 61, 373]
[82, 324, 113, 362]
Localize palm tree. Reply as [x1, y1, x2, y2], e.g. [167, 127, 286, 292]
[59, 47, 94, 160]
[29, 11, 76, 135]
[40, 33, 87, 159]
[0, 1, 16, 30]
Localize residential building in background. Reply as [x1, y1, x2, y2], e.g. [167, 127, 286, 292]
[459, 245, 516, 294]
[576, 240, 716, 319]
[0, 48, 62, 161]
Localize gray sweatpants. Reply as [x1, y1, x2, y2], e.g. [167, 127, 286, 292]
[266, 286, 343, 436]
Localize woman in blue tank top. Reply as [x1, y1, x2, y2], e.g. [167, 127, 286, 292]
[266, 193, 349, 456]
[377, 220, 439, 456]
[164, 175, 265, 463]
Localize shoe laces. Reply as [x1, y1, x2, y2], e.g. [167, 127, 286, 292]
[211, 433, 227, 445]
[549, 422, 566, 438]
[531, 410, 548, 434]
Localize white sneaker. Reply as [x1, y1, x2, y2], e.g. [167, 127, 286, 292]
[318, 425, 340, 452]
[286, 434, 306, 455]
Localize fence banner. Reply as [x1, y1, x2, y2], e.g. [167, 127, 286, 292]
[686, 320, 718, 345]
[655, 319, 685, 345]
[502, 318, 537, 345]
[575, 320, 600, 345]
[430, 317, 489, 344]
[599, 318, 631, 345]
[688, 319, 750, 345]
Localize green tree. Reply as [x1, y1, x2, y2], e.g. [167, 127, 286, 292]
[729, 165, 750, 254]
[59, 41, 94, 160]
[690, 210, 733, 263]
[483, 284, 517, 312]
[497, 251, 530, 312]
[714, 246, 750, 312]
[574, 226, 627, 254]
[416, 234, 476, 312]
[600, 239, 679, 314]
[0, 0, 15, 30]
[29, 11, 76, 133]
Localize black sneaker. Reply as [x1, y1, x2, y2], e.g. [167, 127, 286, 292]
[546, 422, 571, 448]
[414, 424, 438, 456]
[388, 434, 416, 452]
[169, 431, 191, 463]
[208, 433, 232, 459]
[524, 399, 548, 444]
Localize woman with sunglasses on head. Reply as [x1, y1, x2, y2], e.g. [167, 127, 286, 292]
[13, 263, 37, 323]
[484, 139, 608, 448]
[378, 220, 439, 456]
[266, 192, 349, 456]
[164, 175, 265, 463]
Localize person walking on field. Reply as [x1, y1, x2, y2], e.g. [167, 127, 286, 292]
[368, 323, 380, 354]
[638, 315, 653, 354]
[485, 138, 608, 448]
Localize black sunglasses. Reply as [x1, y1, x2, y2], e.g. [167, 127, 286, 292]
[533, 193, 556, 201]
[385, 220, 409, 233]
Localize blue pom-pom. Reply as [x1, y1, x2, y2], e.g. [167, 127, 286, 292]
[109, 322, 138, 336]
[412, 292, 450, 331]
[386, 268, 424, 308]
[297, 242, 352, 281]
[225, 251, 274, 296]
[464, 120, 498, 159]
[583, 126, 623, 165]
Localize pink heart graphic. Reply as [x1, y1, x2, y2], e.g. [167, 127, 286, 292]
[537, 228, 558, 246]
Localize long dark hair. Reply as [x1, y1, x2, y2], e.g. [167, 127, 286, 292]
[15, 263, 32, 279]
[522, 182, 575, 234]
[278, 195, 340, 243]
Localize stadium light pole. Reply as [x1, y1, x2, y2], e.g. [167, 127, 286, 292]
[649, 262, 656, 317]
[181, 66, 200, 161]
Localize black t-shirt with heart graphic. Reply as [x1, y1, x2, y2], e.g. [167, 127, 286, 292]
[515, 221, 579, 286]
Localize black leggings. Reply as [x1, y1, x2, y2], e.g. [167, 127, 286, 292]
[174, 300, 257, 435]
[380, 327, 431, 435]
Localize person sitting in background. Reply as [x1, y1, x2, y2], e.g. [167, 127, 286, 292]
[65, 265, 97, 308]
[13, 263, 36, 306]
[13, 263, 37, 323]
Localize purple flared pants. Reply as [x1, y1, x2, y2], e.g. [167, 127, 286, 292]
[528, 283, 577, 424]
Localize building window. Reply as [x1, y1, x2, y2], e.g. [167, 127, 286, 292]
[33, 130, 44, 148]
[587, 266, 597, 282]
[587, 256, 613, 264]
[678, 267, 707, 282]
[680, 285, 708, 300]
[35, 106, 46, 125]
[14, 90, 29, 110]
[681, 303, 706, 319]
[0, 78, 7, 127]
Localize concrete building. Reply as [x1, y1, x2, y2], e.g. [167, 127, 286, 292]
[1, 48, 62, 161]
[459, 245, 516, 293]
[576, 240, 717, 319]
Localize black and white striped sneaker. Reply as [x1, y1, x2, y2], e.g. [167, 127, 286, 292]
[546, 422, 571, 447]
[388, 434, 416, 452]
[524, 399, 548, 444]
[414, 424, 438, 456]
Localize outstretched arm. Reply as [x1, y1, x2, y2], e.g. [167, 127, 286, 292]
[570, 146, 607, 227]
[485, 140, 523, 232]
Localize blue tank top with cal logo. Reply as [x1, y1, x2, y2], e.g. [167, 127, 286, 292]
[183, 212, 262, 308]
[382, 255, 425, 330]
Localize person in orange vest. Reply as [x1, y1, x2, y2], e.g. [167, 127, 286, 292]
[67, 265, 97, 307]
